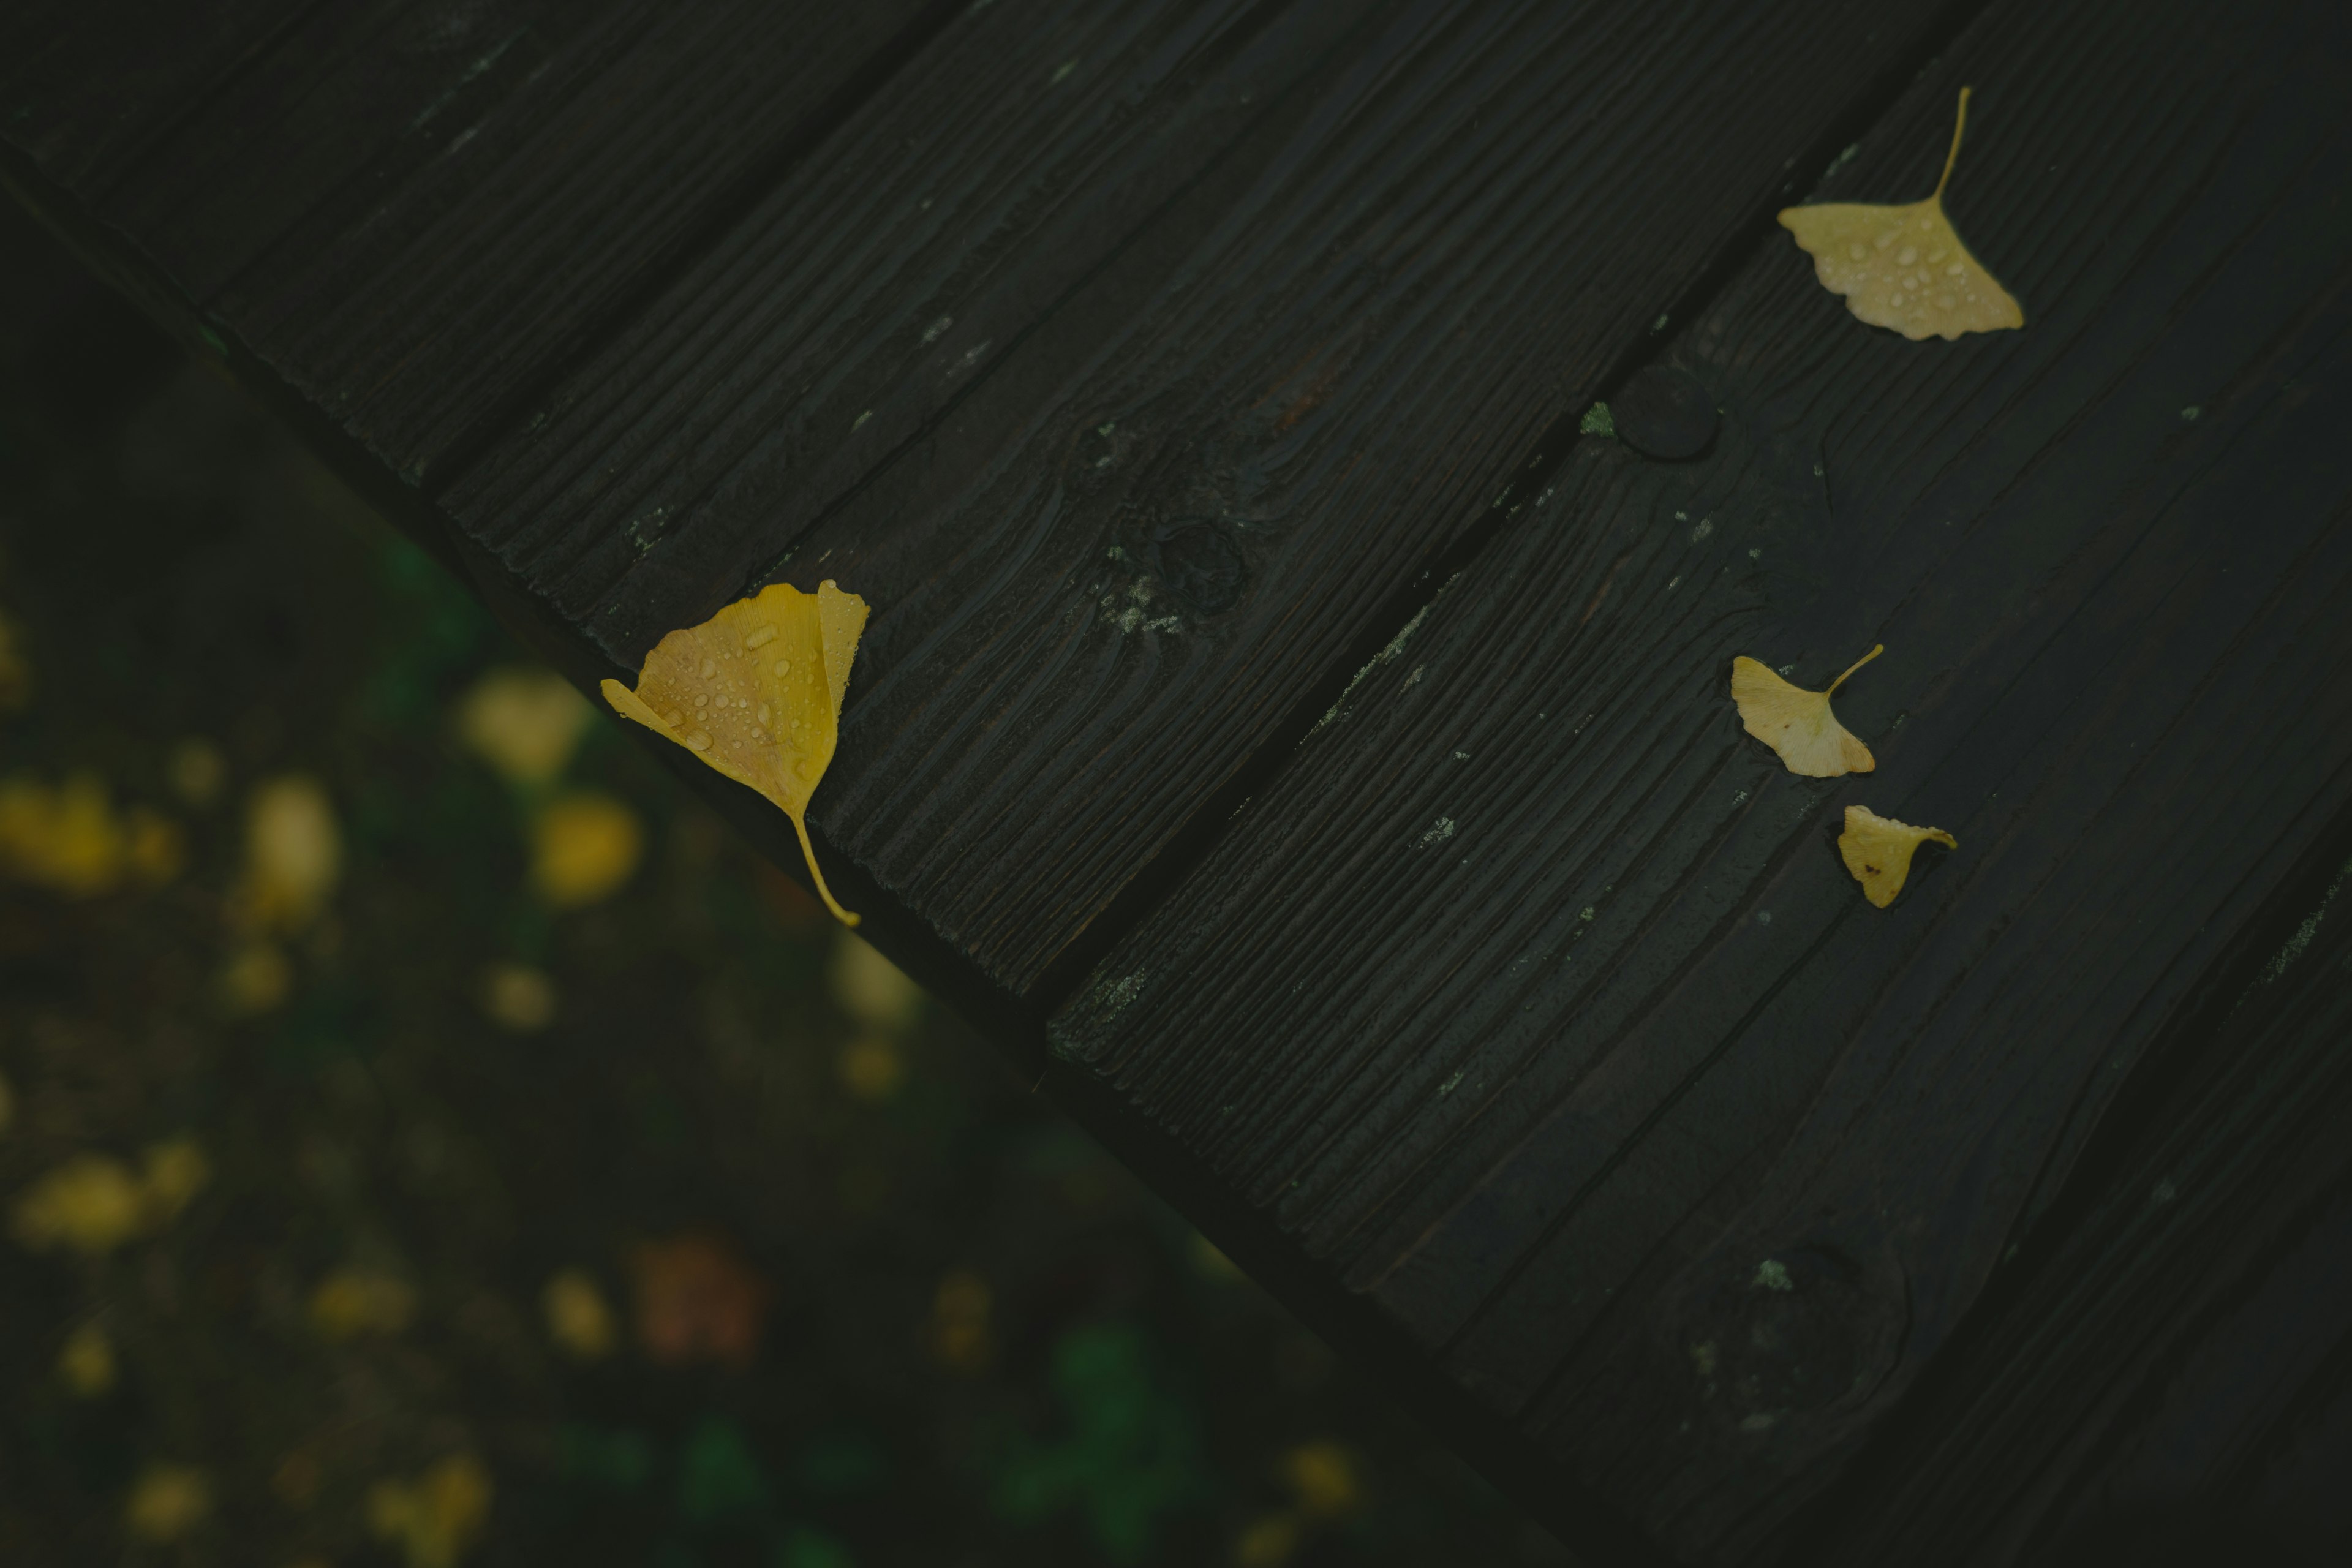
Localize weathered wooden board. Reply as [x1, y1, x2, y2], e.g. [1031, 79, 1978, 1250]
[442, 0, 1343, 652]
[450, 0, 1980, 1003]
[1804, 842, 2352, 1564]
[0, 0, 312, 195]
[94, 0, 617, 303]
[1052, 0, 2352, 1556]
[105, 0, 946, 482]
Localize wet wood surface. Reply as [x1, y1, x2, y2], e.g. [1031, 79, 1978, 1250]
[9, 0, 2352, 1560]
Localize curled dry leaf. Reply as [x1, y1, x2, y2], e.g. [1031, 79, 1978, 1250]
[1779, 88, 2023, 341]
[603, 581, 867, 924]
[1731, 645, 1881, 777]
[1839, 805, 1956, 907]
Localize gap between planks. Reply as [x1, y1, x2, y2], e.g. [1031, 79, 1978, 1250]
[1020, 0, 1999, 1017]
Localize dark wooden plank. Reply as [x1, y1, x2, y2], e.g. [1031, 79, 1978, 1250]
[1050, 0, 2352, 1557]
[451, 0, 1978, 1003]
[0, 0, 313, 195]
[1801, 845, 2352, 1564]
[94, 0, 612, 304]
[157, 0, 946, 481]
[441, 0, 1331, 649]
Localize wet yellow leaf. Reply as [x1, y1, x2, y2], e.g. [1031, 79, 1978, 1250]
[126, 1463, 211, 1543]
[1839, 805, 1956, 907]
[1731, 645, 1881, 777]
[367, 1455, 492, 1568]
[457, 668, 592, 788]
[529, 791, 641, 908]
[1779, 88, 2023, 341]
[59, 1321, 115, 1396]
[237, 775, 341, 933]
[542, 1268, 617, 1360]
[310, 1269, 417, 1340]
[602, 581, 868, 924]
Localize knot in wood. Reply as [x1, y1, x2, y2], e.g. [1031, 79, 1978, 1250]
[1673, 1242, 1905, 1439]
[1151, 519, 1247, 616]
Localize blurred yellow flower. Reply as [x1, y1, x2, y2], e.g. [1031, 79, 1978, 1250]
[458, 668, 592, 788]
[530, 792, 642, 908]
[126, 1463, 211, 1543]
[542, 1268, 616, 1360]
[830, 935, 922, 1034]
[58, 1321, 115, 1396]
[12, 1153, 147, 1254]
[219, 940, 293, 1016]
[10, 1137, 212, 1255]
[835, 1036, 905, 1104]
[238, 775, 341, 933]
[479, 963, 557, 1033]
[1281, 1440, 1362, 1519]
[367, 1454, 492, 1568]
[1235, 1512, 1300, 1568]
[927, 1269, 992, 1374]
[0, 772, 178, 897]
[310, 1269, 417, 1340]
[167, 737, 226, 809]
[141, 1138, 211, 1223]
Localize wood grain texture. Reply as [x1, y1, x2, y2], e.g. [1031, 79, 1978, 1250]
[442, 0, 1327, 650]
[491, 0, 1970, 1001]
[1052, 0, 2352, 1558]
[0, 0, 314, 195]
[1804, 845, 2352, 1565]
[189, 0, 944, 481]
[94, 0, 612, 304]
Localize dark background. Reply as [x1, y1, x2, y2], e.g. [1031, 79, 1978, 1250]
[0, 197, 1567, 1568]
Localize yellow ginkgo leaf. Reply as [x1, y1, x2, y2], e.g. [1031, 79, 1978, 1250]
[1731, 644, 1881, 777]
[1839, 805, 1956, 907]
[601, 581, 867, 924]
[1779, 88, 2022, 341]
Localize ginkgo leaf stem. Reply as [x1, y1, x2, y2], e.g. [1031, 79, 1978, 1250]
[792, 812, 859, 926]
[1934, 86, 1973, 202]
[1826, 643, 1885, 696]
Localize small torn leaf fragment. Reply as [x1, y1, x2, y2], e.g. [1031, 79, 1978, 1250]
[1779, 88, 2023, 341]
[602, 581, 867, 924]
[1839, 805, 1956, 907]
[1731, 644, 1881, 777]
